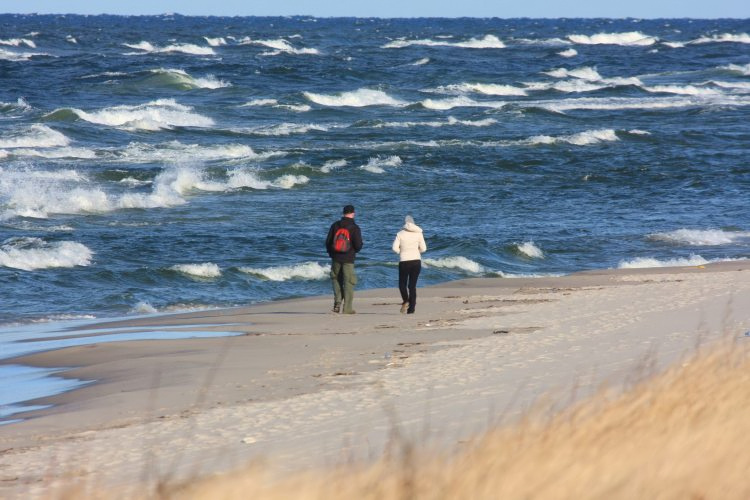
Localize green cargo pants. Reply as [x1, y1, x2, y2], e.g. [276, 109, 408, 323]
[330, 261, 357, 313]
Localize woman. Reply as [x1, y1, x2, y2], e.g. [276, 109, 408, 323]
[392, 215, 427, 314]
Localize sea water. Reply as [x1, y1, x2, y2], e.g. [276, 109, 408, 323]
[1, 15, 749, 326]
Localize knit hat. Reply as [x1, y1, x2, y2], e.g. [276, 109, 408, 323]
[343, 205, 355, 214]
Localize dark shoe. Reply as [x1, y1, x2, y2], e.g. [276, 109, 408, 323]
[332, 303, 340, 313]
[407, 309, 415, 314]
[342, 310, 356, 314]
[400, 302, 408, 314]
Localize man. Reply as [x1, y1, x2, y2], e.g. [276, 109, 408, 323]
[325, 204, 363, 314]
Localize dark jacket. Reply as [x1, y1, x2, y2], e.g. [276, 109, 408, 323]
[326, 217, 363, 263]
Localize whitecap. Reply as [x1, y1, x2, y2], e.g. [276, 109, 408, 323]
[523, 95, 750, 113]
[567, 32, 658, 46]
[411, 57, 430, 66]
[544, 66, 603, 80]
[428, 83, 527, 96]
[0, 38, 36, 48]
[131, 301, 158, 314]
[66, 35, 78, 44]
[123, 41, 215, 56]
[119, 141, 279, 163]
[240, 98, 311, 112]
[647, 229, 749, 246]
[423, 256, 485, 273]
[238, 261, 329, 281]
[236, 123, 331, 136]
[0, 237, 93, 271]
[170, 263, 222, 278]
[374, 117, 497, 129]
[148, 68, 231, 89]
[203, 36, 227, 47]
[709, 80, 750, 91]
[618, 255, 709, 269]
[383, 34, 505, 49]
[420, 96, 506, 110]
[320, 159, 347, 173]
[0, 124, 70, 149]
[47, 99, 214, 131]
[523, 129, 619, 146]
[238, 37, 319, 55]
[304, 88, 406, 107]
[722, 63, 750, 76]
[642, 84, 722, 96]
[516, 241, 544, 259]
[692, 33, 750, 44]
[360, 156, 402, 174]
[558, 48, 578, 57]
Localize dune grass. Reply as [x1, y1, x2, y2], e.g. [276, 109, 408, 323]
[137, 338, 750, 500]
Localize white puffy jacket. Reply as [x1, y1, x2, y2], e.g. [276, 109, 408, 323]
[392, 222, 427, 261]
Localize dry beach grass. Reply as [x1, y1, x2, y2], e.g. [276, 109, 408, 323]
[149, 339, 750, 500]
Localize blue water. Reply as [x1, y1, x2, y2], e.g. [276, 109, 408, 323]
[1, 15, 750, 326]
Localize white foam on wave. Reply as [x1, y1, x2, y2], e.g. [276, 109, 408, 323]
[0, 237, 92, 271]
[241, 98, 311, 112]
[543, 66, 642, 87]
[420, 96, 506, 110]
[2, 147, 97, 160]
[568, 32, 658, 46]
[709, 80, 750, 91]
[0, 38, 36, 48]
[360, 155, 402, 174]
[411, 57, 430, 66]
[662, 41, 686, 49]
[320, 159, 347, 173]
[119, 141, 281, 163]
[558, 48, 578, 57]
[423, 256, 485, 273]
[170, 263, 222, 278]
[203, 36, 227, 47]
[123, 41, 215, 56]
[524, 94, 750, 113]
[692, 33, 750, 44]
[428, 83, 527, 96]
[383, 34, 505, 49]
[239, 261, 329, 281]
[516, 241, 544, 258]
[648, 229, 749, 246]
[722, 63, 750, 76]
[0, 124, 69, 149]
[374, 116, 497, 129]
[0, 47, 47, 61]
[523, 79, 609, 93]
[524, 129, 619, 146]
[304, 88, 406, 107]
[223, 170, 309, 190]
[49, 99, 214, 131]
[131, 301, 158, 314]
[236, 123, 331, 136]
[238, 37, 319, 55]
[642, 84, 722, 96]
[66, 35, 77, 44]
[618, 254, 710, 269]
[150, 68, 231, 89]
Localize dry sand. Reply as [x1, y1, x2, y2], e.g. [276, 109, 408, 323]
[1, 262, 749, 498]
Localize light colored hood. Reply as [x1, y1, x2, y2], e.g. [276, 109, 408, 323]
[403, 222, 422, 233]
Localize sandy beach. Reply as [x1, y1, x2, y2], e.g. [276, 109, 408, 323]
[1, 262, 749, 498]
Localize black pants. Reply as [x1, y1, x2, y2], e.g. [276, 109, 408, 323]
[398, 260, 421, 312]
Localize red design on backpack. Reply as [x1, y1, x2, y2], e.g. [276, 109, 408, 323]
[333, 227, 352, 253]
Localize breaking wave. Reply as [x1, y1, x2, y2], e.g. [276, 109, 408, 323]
[238, 37, 319, 55]
[0, 124, 70, 149]
[118, 141, 282, 163]
[241, 98, 311, 112]
[383, 34, 505, 49]
[170, 263, 222, 278]
[0, 237, 93, 271]
[123, 41, 215, 55]
[523, 128, 619, 146]
[360, 155, 402, 173]
[427, 82, 527, 96]
[558, 48, 578, 58]
[642, 85, 722, 96]
[239, 261, 329, 281]
[142, 68, 231, 90]
[648, 229, 750, 246]
[203, 36, 227, 47]
[373, 117, 497, 129]
[618, 255, 710, 269]
[304, 88, 406, 107]
[420, 96, 506, 110]
[516, 241, 544, 259]
[567, 32, 658, 46]
[423, 256, 485, 273]
[45, 99, 214, 131]
[522, 95, 750, 113]
[692, 33, 750, 45]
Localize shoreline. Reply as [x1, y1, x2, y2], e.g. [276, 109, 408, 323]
[1, 261, 750, 497]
